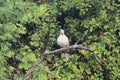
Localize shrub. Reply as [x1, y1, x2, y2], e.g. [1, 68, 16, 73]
[0, 0, 119, 79]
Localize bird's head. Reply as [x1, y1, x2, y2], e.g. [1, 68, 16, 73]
[60, 29, 64, 35]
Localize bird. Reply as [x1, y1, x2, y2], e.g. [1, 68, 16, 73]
[57, 29, 70, 60]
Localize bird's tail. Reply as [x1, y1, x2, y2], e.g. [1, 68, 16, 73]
[65, 52, 70, 60]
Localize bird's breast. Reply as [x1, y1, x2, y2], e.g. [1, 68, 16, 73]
[57, 35, 69, 47]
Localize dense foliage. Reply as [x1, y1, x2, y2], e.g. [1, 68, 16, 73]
[0, 0, 119, 80]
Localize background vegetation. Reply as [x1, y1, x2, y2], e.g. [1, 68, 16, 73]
[0, 0, 119, 80]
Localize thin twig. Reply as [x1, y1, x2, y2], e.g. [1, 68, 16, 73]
[74, 38, 81, 45]
[38, 65, 61, 79]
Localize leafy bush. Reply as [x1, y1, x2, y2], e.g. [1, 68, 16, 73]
[0, 0, 119, 80]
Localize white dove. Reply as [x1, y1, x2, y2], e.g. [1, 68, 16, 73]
[57, 29, 70, 60]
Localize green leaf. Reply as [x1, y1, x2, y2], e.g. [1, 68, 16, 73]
[36, 4, 48, 16]
[5, 51, 15, 58]
[19, 63, 31, 70]
[8, 66, 14, 72]
[0, 36, 6, 40]
[104, 25, 109, 30]
[4, 23, 17, 31]
[16, 24, 26, 34]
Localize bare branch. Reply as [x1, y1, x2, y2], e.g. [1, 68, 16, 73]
[43, 44, 94, 55]
[23, 44, 104, 80]
[23, 56, 45, 80]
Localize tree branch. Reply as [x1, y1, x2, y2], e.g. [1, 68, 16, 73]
[23, 44, 104, 80]
[43, 44, 94, 55]
[23, 56, 45, 80]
